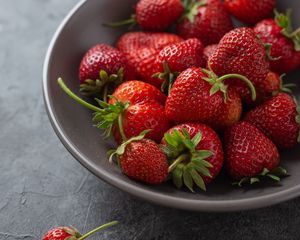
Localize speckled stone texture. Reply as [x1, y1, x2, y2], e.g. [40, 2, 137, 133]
[0, 0, 300, 239]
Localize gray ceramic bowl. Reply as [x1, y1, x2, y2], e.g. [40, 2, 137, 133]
[43, 0, 300, 212]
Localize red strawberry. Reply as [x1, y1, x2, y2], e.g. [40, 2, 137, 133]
[110, 132, 168, 185]
[224, 0, 275, 25]
[203, 44, 218, 63]
[165, 67, 255, 125]
[79, 44, 135, 98]
[108, 0, 184, 31]
[109, 80, 166, 105]
[245, 93, 300, 149]
[153, 38, 206, 92]
[161, 123, 224, 191]
[42, 221, 118, 240]
[253, 11, 300, 74]
[176, 0, 233, 46]
[116, 32, 183, 53]
[57, 79, 171, 144]
[225, 122, 287, 186]
[205, 88, 242, 130]
[116, 32, 183, 88]
[209, 27, 270, 102]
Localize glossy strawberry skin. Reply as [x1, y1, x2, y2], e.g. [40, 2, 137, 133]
[120, 139, 169, 184]
[254, 19, 300, 74]
[177, 0, 233, 46]
[42, 227, 77, 240]
[109, 80, 166, 105]
[161, 123, 224, 184]
[203, 44, 218, 63]
[209, 27, 270, 101]
[165, 67, 223, 124]
[245, 93, 300, 149]
[136, 0, 184, 31]
[224, 0, 275, 25]
[206, 88, 242, 130]
[225, 122, 280, 180]
[79, 44, 134, 83]
[116, 32, 183, 88]
[155, 38, 206, 74]
[113, 103, 171, 144]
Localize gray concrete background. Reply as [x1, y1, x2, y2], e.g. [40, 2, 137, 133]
[0, 0, 300, 239]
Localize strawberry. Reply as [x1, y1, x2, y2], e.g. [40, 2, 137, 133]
[110, 131, 169, 185]
[203, 44, 218, 63]
[108, 0, 184, 31]
[57, 79, 171, 144]
[245, 93, 300, 149]
[79, 44, 134, 99]
[42, 221, 118, 240]
[161, 123, 224, 191]
[153, 38, 206, 92]
[224, 0, 275, 25]
[165, 67, 255, 125]
[116, 32, 183, 88]
[253, 10, 300, 74]
[109, 80, 166, 105]
[205, 88, 242, 130]
[116, 32, 183, 54]
[176, 0, 233, 46]
[209, 27, 270, 102]
[225, 121, 287, 186]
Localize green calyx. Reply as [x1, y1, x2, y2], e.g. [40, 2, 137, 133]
[233, 167, 289, 187]
[152, 62, 180, 95]
[272, 73, 296, 96]
[58, 78, 129, 141]
[108, 130, 150, 164]
[294, 98, 300, 143]
[179, 0, 206, 23]
[201, 67, 257, 102]
[275, 9, 300, 51]
[104, 14, 137, 29]
[264, 43, 281, 61]
[80, 68, 124, 102]
[161, 128, 214, 192]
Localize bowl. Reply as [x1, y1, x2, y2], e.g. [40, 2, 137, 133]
[43, 0, 300, 212]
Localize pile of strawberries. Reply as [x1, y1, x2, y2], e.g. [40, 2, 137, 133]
[58, 0, 300, 192]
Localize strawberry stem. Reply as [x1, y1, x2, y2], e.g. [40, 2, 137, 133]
[118, 113, 127, 142]
[104, 14, 137, 28]
[78, 221, 118, 240]
[58, 78, 102, 112]
[168, 153, 190, 173]
[218, 74, 257, 101]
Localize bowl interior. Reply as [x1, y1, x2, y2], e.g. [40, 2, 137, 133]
[44, 0, 300, 211]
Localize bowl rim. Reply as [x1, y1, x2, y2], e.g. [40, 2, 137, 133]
[43, 0, 300, 212]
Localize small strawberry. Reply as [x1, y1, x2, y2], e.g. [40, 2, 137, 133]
[153, 38, 206, 92]
[245, 93, 300, 149]
[116, 32, 183, 88]
[42, 221, 118, 240]
[209, 27, 270, 102]
[205, 88, 242, 130]
[253, 10, 300, 74]
[225, 121, 287, 186]
[79, 44, 134, 99]
[165, 67, 255, 125]
[109, 80, 166, 105]
[176, 0, 233, 46]
[58, 79, 171, 144]
[224, 0, 275, 25]
[108, 0, 184, 31]
[203, 44, 218, 63]
[161, 123, 224, 191]
[110, 131, 169, 185]
[116, 32, 183, 54]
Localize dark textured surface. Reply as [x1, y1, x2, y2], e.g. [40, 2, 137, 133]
[0, 0, 300, 239]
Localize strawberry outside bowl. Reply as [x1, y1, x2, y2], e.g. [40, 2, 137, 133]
[43, 0, 300, 212]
